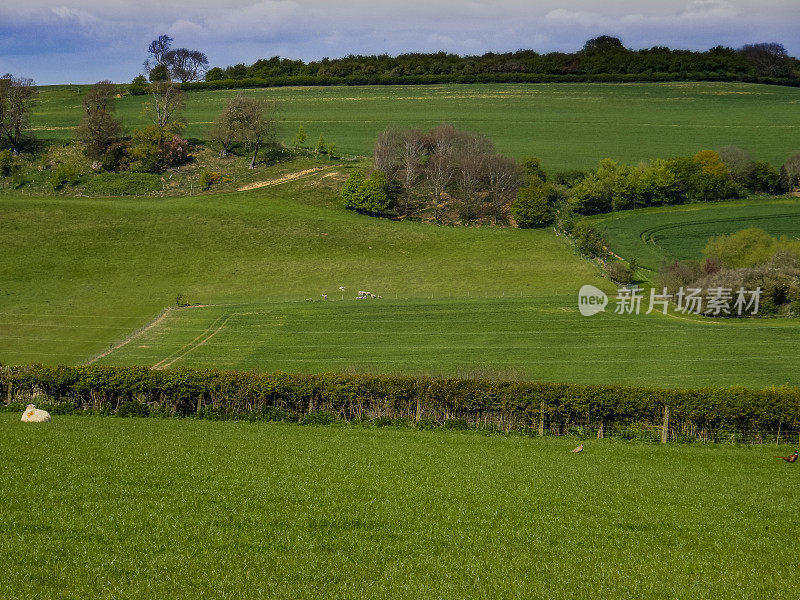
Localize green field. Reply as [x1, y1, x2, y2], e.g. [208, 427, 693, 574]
[2, 414, 798, 600]
[32, 82, 800, 171]
[594, 196, 800, 271]
[3, 175, 800, 387]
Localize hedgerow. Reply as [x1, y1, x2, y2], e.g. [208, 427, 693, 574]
[2, 365, 799, 441]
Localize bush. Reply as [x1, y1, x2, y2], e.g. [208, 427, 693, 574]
[571, 221, 610, 259]
[200, 171, 231, 190]
[605, 261, 633, 284]
[49, 163, 80, 189]
[84, 172, 162, 196]
[116, 401, 150, 418]
[751, 161, 784, 193]
[128, 75, 149, 96]
[510, 182, 554, 228]
[100, 140, 131, 172]
[341, 169, 392, 214]
[554, 169, 586, 186]
[0, 149, 18, 176]
[703, 227, 781, 268]
[163, 135, 189, 167]
[522, 157, 547, 183]
[3, 365, 800, 441]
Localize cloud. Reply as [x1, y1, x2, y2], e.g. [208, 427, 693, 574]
[1, 1, 799, 83]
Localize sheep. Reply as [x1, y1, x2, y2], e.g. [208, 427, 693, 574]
[321, 294, 328, 300]
[21, 404, 51, 423]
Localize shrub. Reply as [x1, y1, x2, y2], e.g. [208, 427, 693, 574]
[554, 169, 586, 186]
[0, 149, 18, 176]
[100, 140, 130, 172]
[116, 401, 150, 418]
[571, 221, 610, 259]
[316, 135, 327, 154]
[200, 171, 231, 190]
[605, 261, 633, 284]
[511, 182, 554, 228]
[49, 163, 80, 189]
[85, 172, 162, 196]
[751, 161, 784, 193]
[341, 169, 392, 214]
[128, 75, 149, 96]
[522, 157, 547, 183]
[703, 227, 780, 268]
[162, 135, 189, 167]
[3, 365, 800, 441]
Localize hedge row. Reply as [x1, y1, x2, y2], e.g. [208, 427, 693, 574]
[182, 72, 800, 91]
[2, 365, 799, 435]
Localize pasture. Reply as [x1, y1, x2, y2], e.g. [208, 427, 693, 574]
[31, 82, 800, 171]
[594, 196, 800, 270]
[1, 414, 798, 600]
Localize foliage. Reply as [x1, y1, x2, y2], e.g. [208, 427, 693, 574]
[200, 171, 231, 190]
[316, 135, 327, 154]
[0, 148, 18, 176]
[0, 73, 37, 153]
[510, 181, 554, 228]
[84, 172, 162, 196]
[49, 163, 80, 189]
[4, 364, 800, 434]
[74, 80, 123, 159]
[571, 221, 610, 259]
[128, 75, 149, 96]
[341, 169, 391, 214]
[198, 40, 800, 87]
[521, 157, 547, 183]
[294, 125, 307, 147]
[605, 261, 633, 284]
[703, 227, 800, 268]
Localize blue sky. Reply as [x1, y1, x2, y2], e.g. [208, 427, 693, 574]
[1, 1, 798, 85]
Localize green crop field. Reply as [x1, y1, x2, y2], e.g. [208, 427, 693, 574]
[594, 196, 800, 270]
[3, 171, 800, 387]
[31, 82, 800, 172]
[2, 414, 798, 600]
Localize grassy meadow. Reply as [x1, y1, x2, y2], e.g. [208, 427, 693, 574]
[31, 82, 800, 171]
[594, 196, 800, 271]
[2, 414, 798, 600]
[2, 80, 799, 387]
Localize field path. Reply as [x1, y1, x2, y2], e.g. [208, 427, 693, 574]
[86, 307, 175, 365]
[152, 311, 235, 370]
[237, 166, 338, 191]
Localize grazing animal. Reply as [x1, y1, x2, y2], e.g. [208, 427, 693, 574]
[775, 450, 798, 463]
[21, 404, 51, 423]
[321, 294, 328, 300]
[571, 444, 584, 453]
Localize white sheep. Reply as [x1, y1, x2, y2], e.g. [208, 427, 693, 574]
[21, 404, 51, 423]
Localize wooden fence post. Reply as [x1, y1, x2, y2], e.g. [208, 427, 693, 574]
[415, 398, 421, 423]
[661, 405, 670, 444]
[597, 421, 604, 439]
[538, 401, 545, 437]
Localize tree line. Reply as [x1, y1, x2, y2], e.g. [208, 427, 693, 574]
[201, 37, 800, 87]
[341, 124, 800, 228]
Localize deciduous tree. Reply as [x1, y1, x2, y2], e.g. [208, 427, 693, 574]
[75, 80, 123, 159]
[0, 74, 37, 154]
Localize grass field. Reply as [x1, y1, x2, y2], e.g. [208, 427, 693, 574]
[31, 82, 800, 171]
[0, 171, 604, 367]
[594, 196, 800, 270]
[2, 414, 798, 600]
[96, 297, 800, 388]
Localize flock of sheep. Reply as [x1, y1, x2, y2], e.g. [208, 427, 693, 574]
[305, 287, 383, 302]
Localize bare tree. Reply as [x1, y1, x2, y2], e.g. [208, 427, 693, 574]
[373, 129, 402, 179]
[739, 43, 791, 77]
[487, 154, 524, 220]
[144, 34, 174, 78]
[235, 98, 278, 168]
[167, 48, 209, 83]
[210, 97, 245, 158]
[0, 74, 37, 154]
[400, 129, 427, 188]
[144, 81, 185, 136]
[75, 80, 123, 159]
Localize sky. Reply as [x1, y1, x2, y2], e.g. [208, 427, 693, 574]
[1, 1, 799, 85]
